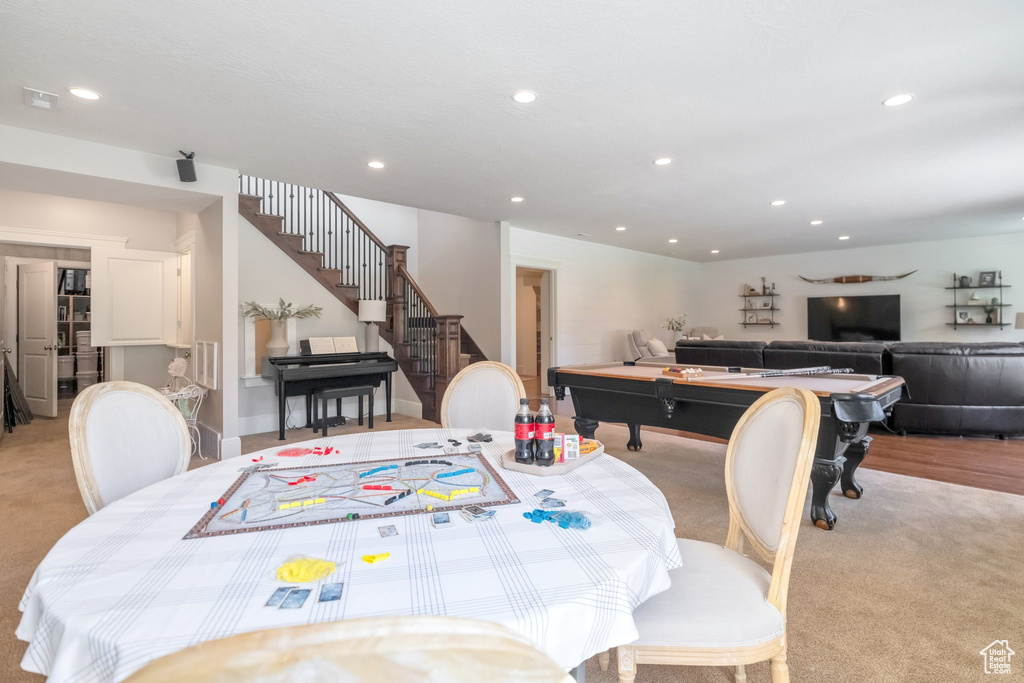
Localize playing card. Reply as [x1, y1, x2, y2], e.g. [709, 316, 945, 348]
[265, 587, 295, 607]
[462, 504, 490, 517]
[430, 512, 452, 527]
[534, 489, 555, 499]
[279, 588, 311, 609]
[541, 497, 566, 509]
[378, 525, 398, 537]
[318, 583, 344, 602]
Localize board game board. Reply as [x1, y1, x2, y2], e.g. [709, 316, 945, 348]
[184, 453, 519, 539]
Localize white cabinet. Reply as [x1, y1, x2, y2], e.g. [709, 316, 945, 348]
[91, 247, 178, 346]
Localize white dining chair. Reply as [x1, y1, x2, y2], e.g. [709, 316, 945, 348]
[605, 386, 820, 683]
[126, 615, 573, 683]
[439, 361, 527, 432]
[69, 381, 191, 515]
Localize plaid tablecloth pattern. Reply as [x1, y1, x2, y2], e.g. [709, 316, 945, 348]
[18, 428, 682, 680]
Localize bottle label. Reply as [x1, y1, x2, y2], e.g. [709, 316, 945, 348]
[514, 423, 535, 440]
[537, 427, 555, 440]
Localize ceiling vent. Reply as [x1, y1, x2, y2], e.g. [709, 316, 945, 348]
[23, 87, 59, 110]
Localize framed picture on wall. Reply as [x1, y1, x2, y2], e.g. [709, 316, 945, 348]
[978, 271, 997, 287]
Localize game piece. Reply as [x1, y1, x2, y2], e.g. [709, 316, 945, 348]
[414, 442, 443, 449]
[468, 443, 482, 453]
[426, 504, 433, 511]
[210, 502, 218, 509]
[265, 586, 295, 607]
[279, 588, 311, 609]
[378, 525, 398, 537]
[277, 557, 336, 582]
[361, 553, 390, 564]
[437, 467, 475, 478]
[277, 447, 314, 458]
[241, 509, 247, 522]
[430, 512, 453, 528]
[314, 498, 325, 504]
[217, 498, 226, 506]
[303, 499, 315, 506]
[384, 495, 397, 505]
[534, 489, 555, 499]
[318, 582, 344, 602]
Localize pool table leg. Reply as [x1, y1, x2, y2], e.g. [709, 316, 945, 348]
[573, 417, 599, 440]
[626, 423, 643, 452]
[810, 458, 845, 530]
[840, 438, 869, 499]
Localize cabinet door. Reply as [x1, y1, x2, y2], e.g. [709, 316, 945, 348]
[91, 248, 177, 346]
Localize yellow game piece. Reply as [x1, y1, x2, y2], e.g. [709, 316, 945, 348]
[426, 504, 433, 511]
[278, 504, 289, 511]
[423, 490, 450, 501]
[289, 501, 302, 508]
[417, 488, 424, 494]
[276, 557, 336, 582]
[315, 498, 326, 504]
[361, 552, 391, 564]
[303, 499, 315, 506]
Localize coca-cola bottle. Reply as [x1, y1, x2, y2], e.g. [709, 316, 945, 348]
[514, 399, 536, 464]
[535, 399, 555, 467]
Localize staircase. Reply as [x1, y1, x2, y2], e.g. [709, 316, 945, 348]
[237, 176, 486, 422]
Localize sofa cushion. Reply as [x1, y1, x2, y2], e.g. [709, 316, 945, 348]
[888, 342, 1024, 356]
[674, 340, 766, 368]
[764, 340, 891, 375]
[647, 338, 669, 356]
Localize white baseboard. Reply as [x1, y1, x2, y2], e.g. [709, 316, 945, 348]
[238, 395, 423, 436]
[221, 437, 241, 460]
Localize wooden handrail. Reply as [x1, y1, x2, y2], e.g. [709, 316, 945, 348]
[396, 264, 439, 316]
[325, 193, 389, 252]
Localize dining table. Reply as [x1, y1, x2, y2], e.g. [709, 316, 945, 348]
[18, 428, 682, 682]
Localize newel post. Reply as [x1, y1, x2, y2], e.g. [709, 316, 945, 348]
[433, 314, 464, 406]
[386, 245, 409, 342]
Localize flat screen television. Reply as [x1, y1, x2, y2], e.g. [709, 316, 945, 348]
[807, 295, 901, 342]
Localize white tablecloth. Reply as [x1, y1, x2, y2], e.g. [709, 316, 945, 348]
[18, 428, 681, 681]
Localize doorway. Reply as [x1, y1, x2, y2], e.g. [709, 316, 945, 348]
[514, 267, 552, 400]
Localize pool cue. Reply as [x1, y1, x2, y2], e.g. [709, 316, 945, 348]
[698, 366, 855, 381]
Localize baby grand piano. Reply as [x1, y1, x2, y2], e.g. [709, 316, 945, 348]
[262, 347, 398, 440]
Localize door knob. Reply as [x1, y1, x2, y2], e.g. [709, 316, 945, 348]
[44, 345, 55, 351]
[2, 347, 11, 354]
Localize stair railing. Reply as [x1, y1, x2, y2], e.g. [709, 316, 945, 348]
[397, 264, 438, 385]
[239, 175, 388, 301]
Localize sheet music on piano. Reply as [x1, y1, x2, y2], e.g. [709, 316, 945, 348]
[305, 337, 359, 354]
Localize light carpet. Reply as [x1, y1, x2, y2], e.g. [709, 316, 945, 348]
[2, 409, 1022, 682]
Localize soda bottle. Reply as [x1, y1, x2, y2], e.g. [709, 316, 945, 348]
[514, 399, 536, 464]
[535, 399, 555, 467]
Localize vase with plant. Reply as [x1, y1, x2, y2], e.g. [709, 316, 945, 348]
[242, 299, 323, 358]
[663, 314, 688, 342]
[984, 304, 997, 325]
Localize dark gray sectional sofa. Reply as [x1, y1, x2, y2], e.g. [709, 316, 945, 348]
[674, 339, 1024, 437]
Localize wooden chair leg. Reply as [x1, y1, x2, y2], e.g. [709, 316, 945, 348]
[771, 646, 790, 683]
[598, 650, 610, 672]
[736, 663, 747, 682]
[616, 645, 636, 683]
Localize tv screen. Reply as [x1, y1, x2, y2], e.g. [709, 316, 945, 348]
[807, 295, 901, 342]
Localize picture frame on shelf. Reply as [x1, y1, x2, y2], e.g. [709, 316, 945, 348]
[978, 271, 997, 287]
[745, 313, 757, 324]
[762, 300, 771, 308]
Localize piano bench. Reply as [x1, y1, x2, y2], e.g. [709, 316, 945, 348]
[312, 385, 375, 436]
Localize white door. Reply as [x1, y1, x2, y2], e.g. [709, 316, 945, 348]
[91, 247, 178, 346]
[18, 261, 58, 417]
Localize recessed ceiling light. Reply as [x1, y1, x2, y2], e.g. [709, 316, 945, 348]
[653, 158, 672, 166]
[68, 87, 100, 100]
[367, 160, 385, 169]
[770, 200, 786, 206]
[882, 93, 914, 107]
[615, 226, 627, 231]
[668, 238, 678, 244]
[810, 220, 823, 225]
[510, 196, 524, 203]
[512, 90, 537, 104]
[838, 235, 850, 240]
[711, 249, 720, 254]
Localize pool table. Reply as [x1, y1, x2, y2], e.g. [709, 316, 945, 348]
[548, 362, 908, 530]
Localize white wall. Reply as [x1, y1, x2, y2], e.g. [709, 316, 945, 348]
[335, 193, 419, 277]
[697, 233, 1024, 343]
[416, 210, 501, 359]
[505, 228, 702, 368]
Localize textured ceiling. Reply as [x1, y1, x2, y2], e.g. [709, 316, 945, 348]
[1, 0, 1023, 261]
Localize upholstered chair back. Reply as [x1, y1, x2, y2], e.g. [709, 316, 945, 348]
[724, 388, 819, 564]
[70, 381, 191, 515]
[440, 362, 527, 432]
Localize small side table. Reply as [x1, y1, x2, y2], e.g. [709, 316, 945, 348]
[160, 383, 208, 458]
[312, 385, 374, 436]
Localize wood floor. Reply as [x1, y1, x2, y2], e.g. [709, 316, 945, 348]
[543, 398, 1024, 496]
